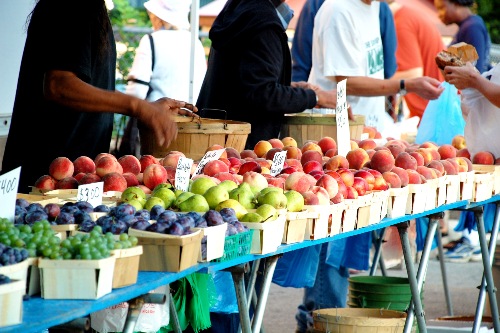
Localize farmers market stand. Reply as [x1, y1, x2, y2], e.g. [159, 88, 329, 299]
[1, 196, 499, 333]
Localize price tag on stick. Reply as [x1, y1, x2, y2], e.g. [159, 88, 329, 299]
[77, 182, 104, 208]
[193, 149, 225, 175]
[336, 79, 351, 157]
[0, 167, 21, 222]
[175, 157, 193, 192]
[270, 151, 287, 176]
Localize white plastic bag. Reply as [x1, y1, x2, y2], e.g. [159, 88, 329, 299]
[91, 285, 170, 333]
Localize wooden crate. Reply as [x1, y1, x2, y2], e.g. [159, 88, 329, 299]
[405, 183, 429, 215]
[473, 164, 500, 195]
[368, 190, 389, 225]
[39, 256, 116, 299]
[445, 174, 461, 204]
[0, 279, 25, 328]
[354, 193, 374, 229]
[342, 199, 360, 233]
[241, 214, 287, 254]
[110, 246, 143, 288]
[386, 187, 409, 219]
[459, 171, 475, 201]
[472, 172, 494, 202]
[140, 115, 251, 160]
[329, 202, 346, 237]
[282, 211, 309, 244]
[281, 114, 365, 147]
[0, 258, 30, 283]
[304, 205, 331, 240]
[128, 229, 203, 272]
[29, 188, 78, 199]
[50, 224, 79, 240]
[193, 223, 227, 262]
[16, 193, 60, 205]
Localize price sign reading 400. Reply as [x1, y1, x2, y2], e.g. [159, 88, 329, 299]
[77, 182, 104, 208]
[0, 167, 21, 222]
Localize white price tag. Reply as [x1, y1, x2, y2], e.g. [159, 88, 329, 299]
[175, 157, 193, 191]
[336, 79, 351, 157]
[77, 182, 104, 208]
[0, 167, 21, 222]
[270, 151, 287, 176]
[193, 149, 225, 175]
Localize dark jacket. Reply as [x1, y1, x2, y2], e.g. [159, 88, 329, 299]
[196, 0, 317, 149]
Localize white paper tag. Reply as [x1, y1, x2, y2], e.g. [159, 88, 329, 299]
[270, 151, 287, 176]
[0, 167, 21, 222]
[77, 182, 104, 208]
[336, 79, 350, 157]
[193, 149, 225, 175]
[175, 157, 193, 191]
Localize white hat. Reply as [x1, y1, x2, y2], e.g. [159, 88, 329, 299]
[144, 0, 191, 30]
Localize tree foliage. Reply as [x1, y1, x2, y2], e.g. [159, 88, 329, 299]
[476, 0, 500, 44]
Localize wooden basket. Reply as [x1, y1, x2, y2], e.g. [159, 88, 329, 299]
[0, 279, 25, 328]
[281, 114, 365, 147]
[140, 115, 251, 160]
[110, 245, 143, 288]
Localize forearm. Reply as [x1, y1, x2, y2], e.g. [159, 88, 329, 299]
[392, 68, 423, 81]
[473, 77, 500, 109]
[43, 70, 143, 118]
[336, 76, 399, 96]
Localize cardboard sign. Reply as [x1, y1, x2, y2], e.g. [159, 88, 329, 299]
[270, 151, 287, 176]
[175, 157, 193, 191]
[193, 149, 225, 175]
[77, 182, 104, 208]
[336, 79, 350, 157]
[0, 167, 21, 222]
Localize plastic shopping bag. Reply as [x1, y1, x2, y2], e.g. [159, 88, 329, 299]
[272, 245, 320, 288]
[415, 81, 465, 145]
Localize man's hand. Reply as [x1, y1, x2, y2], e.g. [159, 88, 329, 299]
[407, 77, 444, 100]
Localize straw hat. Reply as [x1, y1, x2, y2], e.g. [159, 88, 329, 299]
[144, 0, 191, 30]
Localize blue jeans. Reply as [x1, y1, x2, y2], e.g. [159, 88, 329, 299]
[295, 243, 350, 332]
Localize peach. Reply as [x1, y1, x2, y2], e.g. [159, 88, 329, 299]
[301, 150, 324, 166]
[281, 136, 298, 147]
[73, 156, 96, 175]
[139, 154, 159, 173]
[255, 158, 271, 170]
[96, 156, 122, 177]
[331, 192, 344, 204]
[452, 157, 471, 173]
[416, 166, 436, 180]
[451, 134, 466, 150]
[238, 161, 262, 175]
[429, 149, 441, 161]
[137, 172, 144, 184]
[496, 158, 500, 165]
[337, 168, 355, 187]
[301, 141, 323, 155]
[350, 140, 359, 150]
[323, 155, 349, 171]
[280, 166, 297, 175]
[102, 172, 128, 192]
[285, 171, 312, 193]
[325, 148, 337, 158]
[374, 146, 390, 152]
[265, 147, 283, 161]
[363, 126, 378, 139]
[316, 174, 339, 199]
[94, 153, 117, 164]
[203, 159, 230, 177]
[213, 172, 239, 183]
[228, 157, 242, 174]
[254, 140, 273, 158]
[391, 166, 409, 187]
[286, 158, 303, 172]
[446, 158, 460, 174]
[456, 148, 471, 159]
[409, 152, 425, 167]
[382, 171, 402, 188]
[415, 148, 434, 166]
[419, 141, 439, 150]
[352, 177, 369, 196]
[366, 149, 376, 159]
[138, 184, 152, 195]
[472, 151, 495, 165]
[406, 169, 422, 184]
[370, 149, 395, 174]
[161, 151, 185, 169]
[302, 190, 320, 205]
[240, 149, 258, 159]
[219, 158, 231, 168]
[267, 176, 286, 188]
[440, 159, 458, 175]
[34, 175, 57, 190]
[49, 157, 75, 180]
[282, 146, 302, 160]
[205, 144, 227, 159]
[268, 138, 284, 149]
[394, 152, 418, 171]
[336, 180, 348, 197]
[437, 144, 457, 160]
[354, 169, 375, 191]
[358, 139, 377, 151]
[385, 144, 405, 159]
[427, 160, 445, 175]
[122, 172, 140, 187]
[142, 164, 168, 190]
[303, 160, 323, 174]
[317, 136, 337, 155]
[79, 173, 102, 185]
[118, 155, 141, 175]
[372, 174, 389, 191]
[225, 147, 241, 159]
[310, 185, 330, 205]
[346, 148, 370, 170]
[74, 172, 86, 183]
[309, 170, 325, 180]
[345, 186, 359, 199]
[55, 177, 79, 190]
[164, 165, 177, 181]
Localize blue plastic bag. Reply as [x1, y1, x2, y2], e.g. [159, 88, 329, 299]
[415, 81, 465, 145]
[272, 245, 320, 288]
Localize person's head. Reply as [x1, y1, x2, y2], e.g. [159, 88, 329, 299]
[144, 0, 191, 30]
[434, 0, 474, 25]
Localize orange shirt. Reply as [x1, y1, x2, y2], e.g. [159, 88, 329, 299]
[394, 5, 445, 122]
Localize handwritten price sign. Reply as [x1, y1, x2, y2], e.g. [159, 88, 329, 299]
[77, 182, 104, 207]
[0, 167, 21, 222]
[270, 151, 287, 176]
[336, 79, 350, 157]
[175, 157, 193, 191]
[193, 149, 225, 175]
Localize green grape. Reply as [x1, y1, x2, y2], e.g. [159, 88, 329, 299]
[42, 220, 52, 230]
[50, 252, 60, 260]
[90, 229, 101, 238]
[27, 248, 37, 258]
[43, 229, 55, 238]
[48, 236, 61, 246]
[32, 221, 44, 233]
[121, 240, 132, 249]
[62, 252, 73, 260]
[113, 242, 123, 250]
[60, 239, 72, 249]
[70, 237, 82, 248]
[26, 242, 37, 250]
[129, 236, 138, 247]
[42, 247, 53, 258]
[17, 224, 31, 234]
[13, 238, 25, 248]
[119, 233, 129, 242]
[93, 225, 103, 234]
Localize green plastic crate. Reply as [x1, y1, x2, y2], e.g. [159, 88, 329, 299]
[213, 230, 253, 262]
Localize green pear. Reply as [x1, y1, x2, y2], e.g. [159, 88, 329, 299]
[218, 180, 238, 193]
[152, 187, 176, 209]
[174, 189, 184, 198]
[216, 199, 248, 219]
[152, 183, 174, 194]
[255, 186, 283, 201]
[284, 190, 305, 212]
[127, 199, 145, 211]
[179, 194, 210, 213]
[204, 185, 230, 210]
[257, 190, 288, 209]
[121, 186, 146, 202]
[144, 196, 166, 211]
[174, 191, 195, 208]
[229, 183, 256, 209]
[255, 204, 278, 221]
[189, 177, 217, 195]
[240, 212, 264, 223]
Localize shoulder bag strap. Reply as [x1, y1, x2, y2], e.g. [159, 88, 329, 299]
[146, 33, 155, 97]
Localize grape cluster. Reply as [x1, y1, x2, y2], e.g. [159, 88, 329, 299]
[0, 243, 29, 267]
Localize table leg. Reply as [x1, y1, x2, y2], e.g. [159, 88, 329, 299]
[251, 255, 279, 333]
[228, 264, 253, 333]
[472, 205, 500, 333]
[435, 225, 454, 316]
[370, 228, 387, 276]
[398, 221, 427, 333]
[167, 287, 182, 333]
